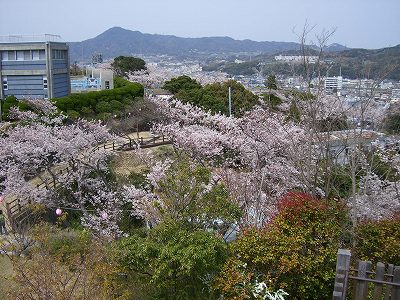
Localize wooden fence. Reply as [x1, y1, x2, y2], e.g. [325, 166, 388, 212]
[333, 249, 400, 300]
[0, 134, 171, 234]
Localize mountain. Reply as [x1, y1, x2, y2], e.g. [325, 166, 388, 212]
[68, 27, 347, 61]
[203, 44, 400, 80]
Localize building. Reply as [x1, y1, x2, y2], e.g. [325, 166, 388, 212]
[0, 35, 70, 99]
[70, 67, 113, 93]
[325, 76, 343, 95]
[274, 55, 318, 64]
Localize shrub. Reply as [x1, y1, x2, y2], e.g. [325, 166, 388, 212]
[115, 221, 228, 299]
[218, 192, 350, 299]
[96, 101, 112, 113]
[354, 215, 400, 265]
[52, 78, 143, 118]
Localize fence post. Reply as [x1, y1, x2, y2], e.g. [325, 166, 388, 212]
[373, 262, 385, 300]
[385, 264, 394, 300]
[333, 249, 351, 300]
[392, 266, 400, 300]
[354, 260, 372, 300]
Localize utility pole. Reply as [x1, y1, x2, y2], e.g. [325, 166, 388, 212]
[228, 86, 232, 117]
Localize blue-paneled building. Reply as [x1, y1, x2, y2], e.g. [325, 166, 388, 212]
[0, 39, 70, 99]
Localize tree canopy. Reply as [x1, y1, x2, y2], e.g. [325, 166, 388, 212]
[162, 76, 259, 116]
[111, 56, 147, 78]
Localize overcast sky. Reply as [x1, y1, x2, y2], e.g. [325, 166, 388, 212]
[1, 0, 399, 49]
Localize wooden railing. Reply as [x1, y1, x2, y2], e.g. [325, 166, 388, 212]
[333, 249, 400, 300]
[0, 134, 171, 234]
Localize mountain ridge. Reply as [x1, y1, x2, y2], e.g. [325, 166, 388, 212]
[68, 26, 347, 61]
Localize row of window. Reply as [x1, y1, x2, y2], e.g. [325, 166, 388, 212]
[2, 76, 48, 91]
[52, 50, 67, 60]
[1, 50, 46, 61]
[1, 49, 67, 61]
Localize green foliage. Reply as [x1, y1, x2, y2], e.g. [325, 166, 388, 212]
[66, 109, 80, 119]
[1, 95, 37, 120]
[220, 193, 350, 300]
[384, 113, 400, 134]
[355, 216, 400, 265]
[163, 76, 259, 117]
[52, 78, 143, 119]
[222, 61, 259, 76]
[96, 101, 112, 113]
[162, 75, 202, 94]
[322, 165, 353, 199]
[111, 56, 147, 78]
[266, 75, 278, 90]
[264, 93, 282, 110]
[156, 157, 242, 230]
[115, 221, 228, 299]
[287, 101, 301, 123]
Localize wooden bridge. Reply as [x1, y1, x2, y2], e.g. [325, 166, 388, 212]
[0, 134, 171, 234]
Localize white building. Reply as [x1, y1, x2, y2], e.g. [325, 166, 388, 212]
[325, 76, 343, 95]
[274, 55, 318, 64]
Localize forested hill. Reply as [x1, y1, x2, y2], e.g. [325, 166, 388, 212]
[204, 44, 400, 80]
[68, 26, 346, 61]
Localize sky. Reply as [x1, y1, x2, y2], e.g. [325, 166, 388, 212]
[1, 0, 399, 49]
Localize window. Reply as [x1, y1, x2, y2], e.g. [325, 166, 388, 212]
[16, 51, 24, 61]
[1, 51, 8, 61]
[32, 50, 39, 60]
[43, 76, 48, 89]
[39, 50, 45, 60]
[24, 50, 31, 60]
[7, 51, 16, 60]
[2, 76, 8, 91]
[52, 49, 66, 60]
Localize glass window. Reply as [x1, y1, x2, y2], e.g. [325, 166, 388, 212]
[43, 76, 48, 89]
[7, 51, 15, 60]
[39, 50, 45, 60]
[52, 49, 66, 60]
[1, 51, 7, 61]
[24, 50, 31, 60]
[2, 76, 8, 90]
[16, 51, 24, 61]
[32, 50, 39, 60]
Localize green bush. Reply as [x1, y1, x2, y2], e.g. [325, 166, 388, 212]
[96, 101, 112, 113]
[163, 76, 259, 117]
[218, 192, 350, 300]
[66, 110, 80, 119]
[115, 221, 228, 299]
[52, 78, 143, 118]
[354, 216, 400, 265]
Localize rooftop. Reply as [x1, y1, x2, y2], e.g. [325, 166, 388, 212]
[0, 34, 63, 43]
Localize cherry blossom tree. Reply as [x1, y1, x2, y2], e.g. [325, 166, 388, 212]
[0, 100, 128, 237]
[148, 96, 309, 226]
